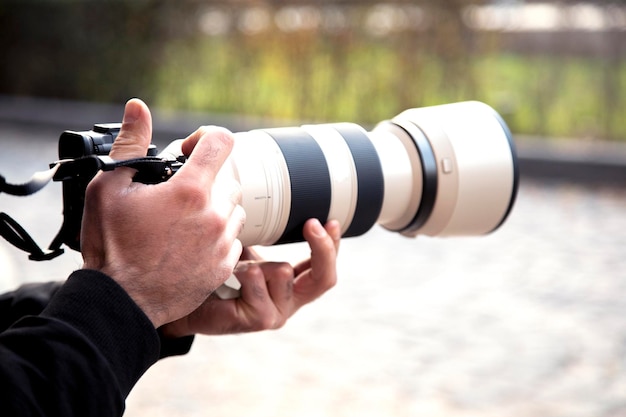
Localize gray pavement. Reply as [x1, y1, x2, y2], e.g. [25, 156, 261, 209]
[1, 103, 626, 417]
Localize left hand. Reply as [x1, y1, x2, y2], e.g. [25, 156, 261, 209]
[161, 219, 341, 337]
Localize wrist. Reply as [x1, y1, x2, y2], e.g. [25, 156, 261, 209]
[81, 263, 166, 328]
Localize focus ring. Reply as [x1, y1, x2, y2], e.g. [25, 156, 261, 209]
[332, 124, 385, 238]
[263, 128, 332, 244]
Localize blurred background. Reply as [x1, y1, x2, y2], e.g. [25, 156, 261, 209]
[1, 1, 626, 416]
[1, 0, 625, 140]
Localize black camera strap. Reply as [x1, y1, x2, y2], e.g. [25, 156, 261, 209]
[0, 156, 177, 261]
[0, 164, 65, 260]
[0, 212, 64, 261]
[0, 165, 59, 197]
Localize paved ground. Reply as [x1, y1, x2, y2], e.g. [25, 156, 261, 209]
[1, 120, 626, 417]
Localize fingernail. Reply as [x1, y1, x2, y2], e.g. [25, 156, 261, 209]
[123, 99, 141, 124]
[310, 219, 326, 237]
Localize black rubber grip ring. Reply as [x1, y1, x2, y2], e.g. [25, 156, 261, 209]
[263, 128, 332, 244]
[331, 124, 384, 238]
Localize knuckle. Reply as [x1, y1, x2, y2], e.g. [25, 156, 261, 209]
[240, 263, 263, 281]
[324, 275, 338, 291]
[198, 126, 235, 153]
[84, 175, 104, 197]
[173, 181, 208, 210]
[205, 126, 235, 145]
[84, 174, 112, 207]
[207, 211, 229, 236]
[110, 138, 147, 159]
[255, 314, 281, 331]
[273, 317, 287, 330]
[275, 263, 294, 279]
[248, 263, 264, 278]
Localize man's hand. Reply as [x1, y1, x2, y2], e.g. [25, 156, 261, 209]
[81, 98, 245, 328]
[161, 218, 341, 337]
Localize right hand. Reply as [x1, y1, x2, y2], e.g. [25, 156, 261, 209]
[81, 98, 245, 328]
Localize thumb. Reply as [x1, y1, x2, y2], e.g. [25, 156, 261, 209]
[109, 98, 152, 161]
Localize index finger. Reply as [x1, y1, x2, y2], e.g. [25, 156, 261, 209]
[306, 219, 340, 280]
[174, 126, 235, 188]
[292, 219, 340, 307]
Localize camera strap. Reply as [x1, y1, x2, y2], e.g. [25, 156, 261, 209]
[0, 156, 177, 261]
[0, 212, 64, 261]
[0, 164, 60, 197]
[0, 164, 65, 260]
[0, 155, 175, 197]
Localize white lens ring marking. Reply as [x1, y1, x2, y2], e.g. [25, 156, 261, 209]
[302, 124, 358, 235]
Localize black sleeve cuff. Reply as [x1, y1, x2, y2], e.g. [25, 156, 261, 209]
[157, 328, 194, 358]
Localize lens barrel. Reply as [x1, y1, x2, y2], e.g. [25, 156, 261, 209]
[159, 101, 519, 246]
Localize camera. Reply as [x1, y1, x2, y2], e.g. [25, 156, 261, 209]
[54, 101, 519, 251]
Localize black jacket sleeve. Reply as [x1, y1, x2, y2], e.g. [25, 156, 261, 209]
[0, 269, 188, 416]
[0, 281, 63, 332]
[0, 276, 194, 358]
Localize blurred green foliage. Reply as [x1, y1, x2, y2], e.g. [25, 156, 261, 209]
[153, 37, 626, 141]
[0, 1, 624, 140]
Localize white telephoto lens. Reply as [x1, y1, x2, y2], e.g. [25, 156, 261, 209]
[159, 101, 519, 246]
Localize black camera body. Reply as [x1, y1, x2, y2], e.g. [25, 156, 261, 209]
[59, 123, 123, 159]
[53, 124, 167, 251]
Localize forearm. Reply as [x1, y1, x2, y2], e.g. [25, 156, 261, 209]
[0, 270, 160, 416]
